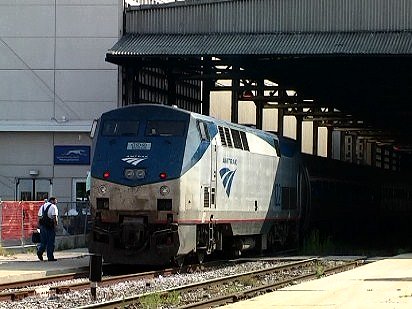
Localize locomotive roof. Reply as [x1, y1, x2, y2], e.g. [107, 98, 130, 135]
[100, 104, 302, 155]
[102, 103, 278, 138]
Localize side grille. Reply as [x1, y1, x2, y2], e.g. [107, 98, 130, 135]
[218, 126, 227, 146]
[204, 186, 210, 208]
[224, 127, 233, 147]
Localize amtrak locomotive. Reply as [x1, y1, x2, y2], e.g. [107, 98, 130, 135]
[88, 104, 412, 265]
[89, 104, 308, 264]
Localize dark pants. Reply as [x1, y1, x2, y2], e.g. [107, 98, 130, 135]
[37, 225, 56, 260]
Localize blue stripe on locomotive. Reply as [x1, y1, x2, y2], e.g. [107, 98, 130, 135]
[181, 118, 218, 175]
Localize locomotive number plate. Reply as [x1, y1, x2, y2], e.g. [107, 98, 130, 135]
[127, 142, 151, 150]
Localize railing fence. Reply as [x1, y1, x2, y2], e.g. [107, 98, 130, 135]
[0, 201, 91, 248]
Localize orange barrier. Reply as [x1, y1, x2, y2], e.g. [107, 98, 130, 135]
[1, 201, 43, 241]
[23, 201, 43, 239]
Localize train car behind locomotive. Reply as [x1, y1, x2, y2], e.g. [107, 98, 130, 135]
[301, 153, 412, 248]
[88, 104, 306, 265]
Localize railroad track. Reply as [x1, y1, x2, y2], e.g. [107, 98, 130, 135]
[0, 260, 244, 302]
[179, 260, 361, 309]
[0, 272, 89, 301]
[0, 272, 89, 292]
[0, 257, 363, 308]
[77, 258, 362, 309]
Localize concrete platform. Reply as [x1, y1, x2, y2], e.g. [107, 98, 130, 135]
[222, 253, 412, 309]
[0, 248, 90, 284]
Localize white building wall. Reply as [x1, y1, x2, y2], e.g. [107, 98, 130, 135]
[0, 0, 121, 201]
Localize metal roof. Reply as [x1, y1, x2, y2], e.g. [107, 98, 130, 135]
[107, 1, 412, 153]
[126, 0, 412, 34]
[107, 31, 412, 60]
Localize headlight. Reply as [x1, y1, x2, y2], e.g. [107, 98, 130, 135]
[136, 169, 146, 178]
[99, 185, 107, 194]
[124, 169, 146, 179]
[160, 186, 170, 196]
[125, 169, 134, 179]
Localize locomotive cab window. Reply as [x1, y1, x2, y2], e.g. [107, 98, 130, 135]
[197, 121, 210, 141]
[146, 121, 185, 136]
[102, 120, 139, 136]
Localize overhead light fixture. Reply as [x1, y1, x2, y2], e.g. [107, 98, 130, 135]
[29, 170, 39, 176]
[241, 90, 254, 99]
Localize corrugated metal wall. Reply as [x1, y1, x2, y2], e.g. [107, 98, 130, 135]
[126, 0, 412, 34]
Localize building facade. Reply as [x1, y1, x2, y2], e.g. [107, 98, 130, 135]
[0, 0, 122, 202]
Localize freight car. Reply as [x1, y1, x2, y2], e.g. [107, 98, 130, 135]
[88, 104, 412, 264]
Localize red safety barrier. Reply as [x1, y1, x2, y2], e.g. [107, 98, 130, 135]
[22, 201, 43, 238]
[1, 201, 43, 241]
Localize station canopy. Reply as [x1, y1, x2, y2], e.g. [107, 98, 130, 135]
[106, 0, 412, 152]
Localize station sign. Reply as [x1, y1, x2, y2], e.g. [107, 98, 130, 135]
[54, 145, 90, 165]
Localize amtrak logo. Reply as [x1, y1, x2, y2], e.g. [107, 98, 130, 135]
[122, 156, 147, 166]
[219, 167, 237, 197]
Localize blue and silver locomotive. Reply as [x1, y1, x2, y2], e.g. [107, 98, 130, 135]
[88, 103, 412, 264]
[88, 104, 307, 264]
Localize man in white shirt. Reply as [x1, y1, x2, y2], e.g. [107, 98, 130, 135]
[37, 196, 59, 261]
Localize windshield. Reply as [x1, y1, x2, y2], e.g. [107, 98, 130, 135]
[102, 120, 139, 136]
[145, 120, 185, 136]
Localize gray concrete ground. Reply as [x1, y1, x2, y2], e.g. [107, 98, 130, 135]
[222, 253, 412, 309]
[1, 249, 412, 308]
[0, 248, 90, 284]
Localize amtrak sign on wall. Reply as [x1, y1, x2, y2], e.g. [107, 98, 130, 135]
[54, 146, 90, 165]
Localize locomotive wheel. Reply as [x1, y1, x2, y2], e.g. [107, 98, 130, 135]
[197, 250, 205, 264]
[174, 255, 185, 267]
[267, 231, 277, 252]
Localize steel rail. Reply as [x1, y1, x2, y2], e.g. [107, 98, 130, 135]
[0, 272, 89, 292]
[77, 258, 326, 309]
[0, 259, 240, 302]
[0, 272, 89, 301]
[177, 260, 361, 309]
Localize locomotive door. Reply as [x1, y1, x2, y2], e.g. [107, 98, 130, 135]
[210, 140, 217, 208]
[199, 120, 216, 209]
